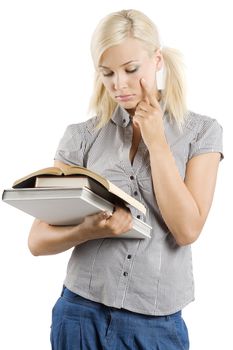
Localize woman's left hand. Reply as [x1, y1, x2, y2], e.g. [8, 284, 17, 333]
[133, 78, 167, 150]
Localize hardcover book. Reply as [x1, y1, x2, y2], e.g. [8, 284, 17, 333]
[2, 166, 151, 239]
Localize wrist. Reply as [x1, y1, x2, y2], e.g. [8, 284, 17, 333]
[70, 224, 88, 246]
[148, 139, 170, 155]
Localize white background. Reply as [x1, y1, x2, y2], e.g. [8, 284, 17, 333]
[0, 1, 232, 349]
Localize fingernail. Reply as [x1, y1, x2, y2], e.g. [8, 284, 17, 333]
[102, 211, 112, 219]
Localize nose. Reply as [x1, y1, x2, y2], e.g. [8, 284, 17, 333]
[113, 73, 128, 90]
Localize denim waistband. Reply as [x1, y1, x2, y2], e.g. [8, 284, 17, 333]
[61, 286, 182, 319]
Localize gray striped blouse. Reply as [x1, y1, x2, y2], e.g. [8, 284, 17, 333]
[54, 105, 223, 316]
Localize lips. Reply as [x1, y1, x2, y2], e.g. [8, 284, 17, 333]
[115, 94, 135, 101]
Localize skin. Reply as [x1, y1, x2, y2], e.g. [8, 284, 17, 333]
[99, 37, 221, 245]
[99, 37, 163, 115]
[28, 37, 221, 255]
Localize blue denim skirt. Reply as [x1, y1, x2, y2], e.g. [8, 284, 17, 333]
[50, 286, 189, 350]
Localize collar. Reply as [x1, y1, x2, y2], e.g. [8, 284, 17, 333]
[111, 105, 131, 127]
[111, 100, 166, 128]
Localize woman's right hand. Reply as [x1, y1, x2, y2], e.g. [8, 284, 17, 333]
[79, 206, 133, 241]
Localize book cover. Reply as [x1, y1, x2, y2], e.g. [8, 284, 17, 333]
[2, 187, 151, 239]
[13, 166, 146, 215]
[35, 175, 124, 207]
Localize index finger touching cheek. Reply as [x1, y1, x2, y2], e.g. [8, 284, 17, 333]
[140, 78, 160, 108]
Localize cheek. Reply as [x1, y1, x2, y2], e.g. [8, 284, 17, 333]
[141, 71, 156, 86]
[135, 69, 156, 88]
[101, 79, 113, 95]
[139, 63, 156, 82]
[130, 72, 144, 91]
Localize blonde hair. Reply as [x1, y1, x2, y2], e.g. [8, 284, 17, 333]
[89, 9, 188, 130]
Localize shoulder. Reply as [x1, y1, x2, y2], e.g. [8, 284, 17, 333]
[55, 116, 101, 164]
[65, 115, 100, 138]
[56, 116, 101, 152]
[183, 110, 224, 161]
[183, 110, 223, 134]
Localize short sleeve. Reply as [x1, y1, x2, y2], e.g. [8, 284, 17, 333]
[188, 119, 224, 161]
[54, 124, 85, 166]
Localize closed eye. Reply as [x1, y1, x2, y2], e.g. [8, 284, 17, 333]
[127, 67, 138, 74]
[102, 67, 139, 77]
[102, 72, 113, 77]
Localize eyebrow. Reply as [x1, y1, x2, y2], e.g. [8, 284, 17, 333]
[99, 60, 139, 69]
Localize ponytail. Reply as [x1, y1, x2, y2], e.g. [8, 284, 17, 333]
[161, 47, 188, 130]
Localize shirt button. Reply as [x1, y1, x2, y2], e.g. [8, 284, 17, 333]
[127, 255, 132, 259]
[137, 215, 141, 219]
[134, 191, 138, 196]
[123, 271, 128, 277]
[123, 118, 126, 123]
[130, 175, 134, 180]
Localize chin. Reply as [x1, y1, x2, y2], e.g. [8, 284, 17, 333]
[118, 100, 138, 109]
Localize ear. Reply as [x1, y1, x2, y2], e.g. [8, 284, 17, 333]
[153, 48, 164, 72]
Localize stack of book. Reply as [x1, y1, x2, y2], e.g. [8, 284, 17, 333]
[2, 166, 152, 239]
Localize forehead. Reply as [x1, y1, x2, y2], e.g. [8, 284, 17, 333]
[100, 37, 149, 68]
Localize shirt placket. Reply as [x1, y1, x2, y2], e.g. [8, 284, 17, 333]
[113, 125, 148, 308]
[114, 240, 140, 308]
[121, 125, 148, 218]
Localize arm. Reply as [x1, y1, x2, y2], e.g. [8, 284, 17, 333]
[28, 219, 86, 256]
[133, 78, 222, 246]
[148, 145, 221, 245]
[28, 161, 133, 256]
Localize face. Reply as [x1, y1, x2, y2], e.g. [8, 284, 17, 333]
[99, 37, 163, 113]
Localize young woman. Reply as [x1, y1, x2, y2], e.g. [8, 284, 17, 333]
[28, 9, 223, 350]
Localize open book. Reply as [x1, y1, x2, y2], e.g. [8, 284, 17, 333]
[3, 166, 152, 239]
[13, 166, 146, 215]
